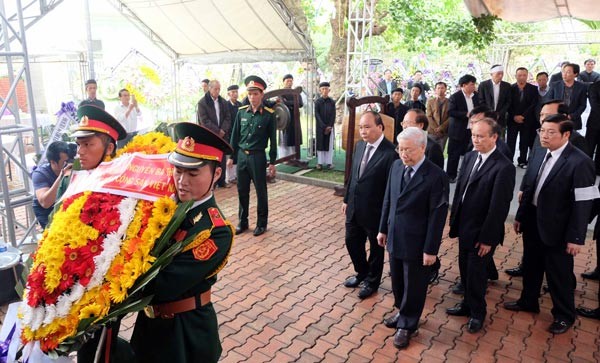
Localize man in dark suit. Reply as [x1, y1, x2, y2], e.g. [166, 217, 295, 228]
[508, 67, 539, 168]
[385, 88, 408, 143]
[378, 69, 397, 96]
[197, 80, 232, 188]
[342, 111, 398, 299]
[549, 61, 569, 84]
[478, 65, 511, 133]
[545, 63, 588, 130]
[405, 85, 426, 112]
[378, 127, 448, 349]
[446, 117, 515, 334]
[504, 114, 597, 334]
[401, 109, 444, 169]
[446, 74, 480, 183]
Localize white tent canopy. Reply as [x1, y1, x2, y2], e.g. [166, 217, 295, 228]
[115, 0, 313, 64]
[464, 0, 600, 22]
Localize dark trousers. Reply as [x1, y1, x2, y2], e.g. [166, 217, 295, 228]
[446, 137, 469, 179]
[507, 122, 535, 164]
[585, 127, 600, 174]
[236, 150, 268, 228]
[458, 243, 495, 320]
[217, 156, 227, 186]
[389, 255, 430, 331]
[519, 212, 576, 323]
[345, 217, 384, 289]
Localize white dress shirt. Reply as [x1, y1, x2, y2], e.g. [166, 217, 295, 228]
[533, 141, 568, 206]
[113, 103, 141, 133]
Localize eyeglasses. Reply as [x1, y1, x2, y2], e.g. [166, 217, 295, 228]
[536, 128, 559, 137]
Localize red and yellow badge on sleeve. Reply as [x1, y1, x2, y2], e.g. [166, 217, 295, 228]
[182, 207, 233, 261]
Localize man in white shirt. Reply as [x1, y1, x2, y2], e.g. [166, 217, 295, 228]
[113, 88, 141, 147]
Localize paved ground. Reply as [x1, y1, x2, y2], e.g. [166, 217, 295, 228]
[2, 180, 599, 362]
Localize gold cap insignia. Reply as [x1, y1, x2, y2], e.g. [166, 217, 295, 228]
[80, 115, 89, 126]
[248, 81, 255, 87]
[182, 136, 195, 152]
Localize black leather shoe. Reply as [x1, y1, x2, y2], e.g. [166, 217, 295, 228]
[235, 224, 248, 234]
[343, 276, 363, 288]
[505, 266, 523, 277]
[576, 307, 600, 320]
[253, 226, 266, 236]
[384, 311, 400, 329]
[393, 329, 418, 349]
[503, 301, 540, 313]
[581, 267, 600, 280]
[467, 318, 483, 333]
[428, 269, 439, 284]
[446, 303, 469, 316]
[548, 320, 572, 334]
[358, 285, 376, 299]
[451, 282, 464, 295]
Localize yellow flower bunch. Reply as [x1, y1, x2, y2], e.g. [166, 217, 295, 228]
[33, 192, 98, 293]
[114, 131, 176, 159]
[140, 65, 161, 85]
[105, 196, 176, 303]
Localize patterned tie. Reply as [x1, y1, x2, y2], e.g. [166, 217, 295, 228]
[402, 166, 413, 191]
[359, 145, 374, 177]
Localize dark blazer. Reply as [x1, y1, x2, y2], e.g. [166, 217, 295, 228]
[587, 81, 600, 130]
[426, 136, 444, 169]
[378, 79, 398, 96]
[545, 81, 588, 129]
[385, 102, 409, 143]
[449, 149, 515, 248]
[478, 79, 512, 127]
[516, 143, 595, 246]
[344, 138, 398, 230]
[448, 90, 480, 141]
[508, 83, 539, 127]
[379, 159, 448, 259]
[197, 93, 232, 139]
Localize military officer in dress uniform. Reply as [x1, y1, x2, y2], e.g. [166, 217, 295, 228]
[130, 122, 234, 363]
[228, 75, 277, 236]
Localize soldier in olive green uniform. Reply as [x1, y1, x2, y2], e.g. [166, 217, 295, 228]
[228, 75, 277, 236]
[130, 123, 234, 363]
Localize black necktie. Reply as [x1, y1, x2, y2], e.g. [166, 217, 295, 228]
[535, 152, 552, 188]
[402, 167, 413, 191]
[462, 154, 482, 201]
[359, 145, 373, 177]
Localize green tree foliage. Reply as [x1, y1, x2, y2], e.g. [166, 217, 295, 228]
[387, 0, 499, 52]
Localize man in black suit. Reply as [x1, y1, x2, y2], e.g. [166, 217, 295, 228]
[378, 127, 448, 349]
[385, 88, 408, 143]
[405, 85, 426, 112]
[342, 111, 398, 299]
[549, 61, 569, 85]
[378, 69, 397, 96]
[545, 63, 588, 130]
[504, 114, 597, 334]
[197, 80, 232, 188]
[508, 67, 539, 168]
[446, 74, 480, 183]
[401, 109, 444, 169]
[478, 65, 511, 133]
[446, 117, 515, 334]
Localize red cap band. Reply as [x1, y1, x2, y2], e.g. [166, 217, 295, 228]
[77, 118, 119, 141]
[176, 137, 223, 162]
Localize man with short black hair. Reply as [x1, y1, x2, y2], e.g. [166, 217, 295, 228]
[579, 58, 600, 85]
[78, 79, 105, 110]
[508, 67, 539, 168]
[545, 63, 587, 130]
[504, 113, 597, 334]
[378, 69, 397, 96]
[279, 74, 304, 159]
[405, 85, 426, 112]
[407, 70, 431, 103]
[32, 141, 71, 228]
[114, 88, 141, 147]
[342, 111, 397, 300]
[385, 88, 408, 143]
[314, 81, 336, 170]
[446, 74, 481, 183]
[426, 82, 449, 150]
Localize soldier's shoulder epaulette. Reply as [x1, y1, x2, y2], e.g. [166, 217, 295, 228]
[208, 207, 226, 228]
[239, 105, 250, 110]
[264, 106, 274, 113]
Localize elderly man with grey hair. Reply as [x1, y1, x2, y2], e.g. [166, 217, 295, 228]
[378, 127, 449, 350]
